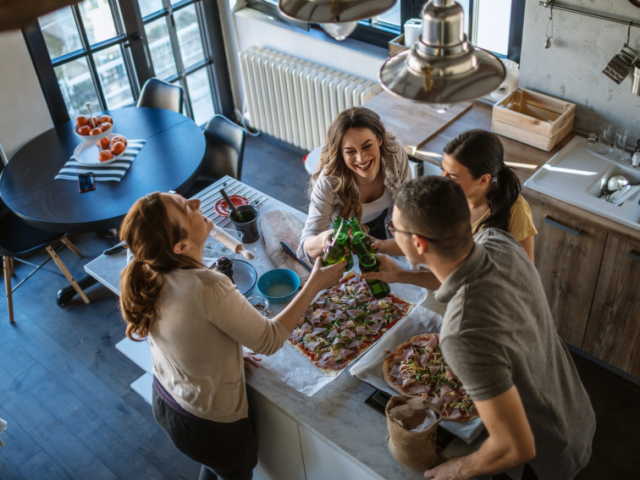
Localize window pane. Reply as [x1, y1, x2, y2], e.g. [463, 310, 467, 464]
[55, 57, 100, 117]
[39, 7, 83, 59]
[79, 0, 117, 45]
[186, 68, 215, 126]
[174, 5, 205, 68]
[93, 45, 134, 109]
[138, 0, 164, 18]
[377, 1, 401, 27]
[475, 0, 511, 56]
[145, 17, 178, 79]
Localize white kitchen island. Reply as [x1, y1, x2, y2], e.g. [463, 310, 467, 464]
[84, 177, 483, 480]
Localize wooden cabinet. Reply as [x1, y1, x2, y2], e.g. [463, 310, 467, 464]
[526, 189, 640, 379]
[582, 236, 640, 377]
[530, 202, 607, 346]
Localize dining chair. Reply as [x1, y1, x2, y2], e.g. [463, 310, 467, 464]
[0, 165, 88, 324]
[185, 115, 246, 197]
[137, 78, 184, 114]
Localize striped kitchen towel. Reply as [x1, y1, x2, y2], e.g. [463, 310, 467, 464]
[55, 139, 146, 182]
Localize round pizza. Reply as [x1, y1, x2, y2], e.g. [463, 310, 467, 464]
[382, 333, 478, 422]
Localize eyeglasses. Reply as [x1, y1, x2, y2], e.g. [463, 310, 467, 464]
[386, 220, 440, 243]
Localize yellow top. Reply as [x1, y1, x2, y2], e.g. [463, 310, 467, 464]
[471, 195, 538, 242]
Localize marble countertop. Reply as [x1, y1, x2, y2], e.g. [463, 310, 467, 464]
[84, 178, 478, 480]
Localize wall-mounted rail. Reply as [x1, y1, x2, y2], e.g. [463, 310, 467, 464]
[539, 1, 639, 30]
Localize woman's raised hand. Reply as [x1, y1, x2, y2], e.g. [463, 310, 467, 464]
[319, 229, 335, 251]
[307, 257, 346, 292]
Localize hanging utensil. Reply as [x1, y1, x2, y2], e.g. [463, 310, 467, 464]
[545, 4, 553, 49]
[603, 22, 639, 84]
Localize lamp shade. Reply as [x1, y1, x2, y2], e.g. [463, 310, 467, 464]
[379, 0, 505, 106]
[279, 0, 397, 23]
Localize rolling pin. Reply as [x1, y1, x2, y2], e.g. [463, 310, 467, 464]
[210, 224, 255, 260]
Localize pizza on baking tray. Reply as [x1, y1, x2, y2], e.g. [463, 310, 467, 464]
[383, 333, 479, 422]
[287, 274, 413, 377]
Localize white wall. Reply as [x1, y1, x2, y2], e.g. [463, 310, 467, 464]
[520, 0, 640, 140]
[0, 30, 53, 162]
[228, 7, 387, 118]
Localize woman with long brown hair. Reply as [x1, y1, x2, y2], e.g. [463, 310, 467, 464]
[297, 106, 412, 261]
[119, 192, 344, 480]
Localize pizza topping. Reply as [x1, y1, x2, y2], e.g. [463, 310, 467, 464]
[347, 339, 363, 349]
[369, 321, 383, 332]
[297, 317, 305, 326]
[332, 337, 345, 345]
[356, 325, 368, 335]
[445, 366, 456, 381]
[428, 366, 440, 376]
[357, 293, 372, 303]
[327, 328, 339, 337]
[338, 348, 354, 358]
[311, 327, 327, 336]
[344, 298, 357, 307]
[370, 311, 386, 320]
[303, 308, 313, 318]
[403, 378, 417, 388]
[345, 320, 355, 328]
[403, 347, 415, 360]
[347, 309, 364, 317]
[367, 301, 379, 311]
[390, 363, 402, 377]
[306, 341, 320, 351]
[334, 310, 348, 320]
[342, 329, 356, 338]
[439, 383, 452, 394]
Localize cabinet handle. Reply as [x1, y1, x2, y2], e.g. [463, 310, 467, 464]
[544, 217, 580, 237]
[629, 251, 640, 263]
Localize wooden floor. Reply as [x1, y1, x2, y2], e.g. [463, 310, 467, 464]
[0, 134, 638, 479]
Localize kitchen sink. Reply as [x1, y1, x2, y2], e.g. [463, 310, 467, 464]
[524, 136, 640, 232]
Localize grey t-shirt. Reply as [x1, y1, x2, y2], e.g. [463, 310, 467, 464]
[435, 228, 595, 480]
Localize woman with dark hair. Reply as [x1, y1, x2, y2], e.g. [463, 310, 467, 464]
[119, 192, 344, 480]
[297, 106, 412, 261]
[376, 129, 537, 262]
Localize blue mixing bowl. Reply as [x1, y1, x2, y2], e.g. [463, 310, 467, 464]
[257, 269, 300, 303]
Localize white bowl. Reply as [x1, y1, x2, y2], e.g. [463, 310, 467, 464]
[74, 118, 114, 141]
[73, 134, 127, 166]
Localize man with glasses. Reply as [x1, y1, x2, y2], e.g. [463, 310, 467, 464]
[363, 176, 594, 480]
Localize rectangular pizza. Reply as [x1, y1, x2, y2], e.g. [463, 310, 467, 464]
[287, 273, 413, 376]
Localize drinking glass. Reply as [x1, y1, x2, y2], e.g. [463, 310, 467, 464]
[597, 123, 615, 154]
[612, 128, 630, 161]
[587, 133, 597, 151]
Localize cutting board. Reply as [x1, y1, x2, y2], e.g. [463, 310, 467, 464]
[260, 209, 312, 283]
[362, 90, 472, 155]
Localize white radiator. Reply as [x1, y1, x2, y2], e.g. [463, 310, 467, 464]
[240, 46, 382, 151]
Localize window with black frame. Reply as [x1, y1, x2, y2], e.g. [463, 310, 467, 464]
[139, 0, 217, 125]
[248, 0, 524, 62]
[38, 1, 135, 117]
[29, 0, 222, 127]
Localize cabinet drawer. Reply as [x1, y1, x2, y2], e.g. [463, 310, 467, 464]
[582, 235, 640, 378]
[247, 389, 306, 480]
[530, 203, 607, 346]
[299, 425, 379, 480]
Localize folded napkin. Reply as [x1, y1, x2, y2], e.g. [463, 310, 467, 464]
[55, 139, 146, 182]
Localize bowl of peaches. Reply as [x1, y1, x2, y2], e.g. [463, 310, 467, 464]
[73, 113, 129, 165]
[75, 114, 114, 141]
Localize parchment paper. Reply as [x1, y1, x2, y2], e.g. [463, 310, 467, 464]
[349, 307, 485, 444]
[256, 269, 429, 396]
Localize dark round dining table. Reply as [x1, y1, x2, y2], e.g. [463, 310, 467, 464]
[0, 107, 206, 234]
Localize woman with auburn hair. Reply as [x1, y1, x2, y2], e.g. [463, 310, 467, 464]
[297, 106, 412, 261]
[119, 192, 344, 480]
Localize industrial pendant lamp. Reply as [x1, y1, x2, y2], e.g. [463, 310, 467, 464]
[379, 0, 506, 109]
[279, 0, 397, 23]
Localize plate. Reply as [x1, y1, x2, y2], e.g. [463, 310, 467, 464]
[73, 135, 127, 166]
[215, 195, 250, 217]
[231, 260, 258, 295]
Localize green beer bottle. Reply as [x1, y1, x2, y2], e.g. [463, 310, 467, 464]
[336, 220, 354, 271]
[333, 215, 342, 232]
[349, 217, 375, 254]
[322, 221, 348, 266]
[353, 238, 391, 300]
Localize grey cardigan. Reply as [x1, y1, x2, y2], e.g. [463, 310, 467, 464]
[297, 142, 411, 262]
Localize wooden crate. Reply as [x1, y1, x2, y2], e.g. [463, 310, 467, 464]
[492, 88, 576, 151]
[389, 33, 408, 55]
